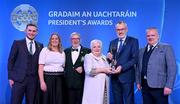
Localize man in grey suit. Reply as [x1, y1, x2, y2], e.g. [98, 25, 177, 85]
[136, 27, 177, 104]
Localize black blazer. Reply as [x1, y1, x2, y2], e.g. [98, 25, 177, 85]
[108, 36, 139, 83]
[8, 39, 43, 82]
[64, 45, 91, 89]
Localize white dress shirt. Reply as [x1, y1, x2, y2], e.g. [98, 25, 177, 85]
[117, 36, 126, 52]
[26, 37, 36, 54]
[71, 46, 81, 64]
[147, 42, 158, 52]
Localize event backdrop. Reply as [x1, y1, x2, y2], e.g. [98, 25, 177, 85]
[0, 0, 180, 104]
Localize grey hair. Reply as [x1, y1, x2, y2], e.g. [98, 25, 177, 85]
[146, 27, 159, 35]
[70, 32, 80, 38]
[90, 39, 102, 49]
[115, 21, 128, 28]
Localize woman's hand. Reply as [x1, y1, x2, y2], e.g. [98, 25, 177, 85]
[104, 67, 113, 74]
[40, 81, 47, 92]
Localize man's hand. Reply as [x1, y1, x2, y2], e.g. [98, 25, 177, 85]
[137, 84, 142, 90]
[75, 66, 83, 74]
[164, 87, 172, 95]
[112, 65, 122, 74]
[104, 67, 113, 74]
[9, 79, 14, 88]
[107, 52, 113, 60]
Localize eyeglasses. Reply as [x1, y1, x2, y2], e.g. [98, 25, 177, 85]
[116, 28, 126, 31]
[71, 38, 80, 40]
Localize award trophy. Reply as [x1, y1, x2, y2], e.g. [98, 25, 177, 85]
[110, 47, 117, 72]
[111, 59, 116, 72]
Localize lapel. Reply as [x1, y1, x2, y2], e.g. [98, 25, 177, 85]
[141, 48, 146, 58]
[116, 36, 129, 59]
[34, 41, 41, 55]
[73, 45, 84, 65]
[23, 38, 42, 56]
[22, 39, 29, 54]
[120, 36, 129, 53]
[114, 39, 119, 49]
[111, 38, 118, 53]
[139, 47, 146, 71]
[67, 48, 73, 65]
[139, 44, 160, 71]
[148, 43, 160, 61]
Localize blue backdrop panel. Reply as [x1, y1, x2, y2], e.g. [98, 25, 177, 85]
[0, 0, 180, 104]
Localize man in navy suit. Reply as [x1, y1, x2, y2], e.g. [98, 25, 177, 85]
[64, 32, 91, 104]
[107, 21, 139, 104]
[8, 24, 43, 104]
[136, 27, 176, 104]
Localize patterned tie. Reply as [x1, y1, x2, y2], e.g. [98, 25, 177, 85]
[29, 41, 33, 55]
[118, 39, 123, 53]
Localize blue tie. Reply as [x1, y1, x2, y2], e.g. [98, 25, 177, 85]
[118, 39, 123, 53]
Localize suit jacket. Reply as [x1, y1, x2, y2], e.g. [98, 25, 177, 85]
[108, 36, 139, 83]
[8, 39, 43, 82]
[136, 43, 177, 89]
[64, 45, 91, 89]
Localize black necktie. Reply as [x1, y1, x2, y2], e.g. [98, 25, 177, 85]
[148, 45, 153, 52]
[71, 48, 78, 52]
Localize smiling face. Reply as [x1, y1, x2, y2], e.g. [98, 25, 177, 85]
[50, 34, 60, 47]
[25, 25, 38, 40]
[71, 34, 80, 48]
[146, 28, 159, 45]
[91, 41, 102, 57]
[48, 33, 62, 52]
[116, 22, 128, 39]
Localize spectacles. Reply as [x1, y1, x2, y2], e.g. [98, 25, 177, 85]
[71, 38, 80, 40]
[116, 28, 126, 31]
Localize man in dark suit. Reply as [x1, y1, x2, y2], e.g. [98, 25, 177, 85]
[107, 21, 139, 104]
[8, 23, 43, 104]
[136, 27, 177, 104]
[64, 32, 91, 104]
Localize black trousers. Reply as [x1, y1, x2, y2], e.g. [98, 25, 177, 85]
[11, 75, 37, 104]
[141, 79, 168, 104]
[67, 88, 83, 104]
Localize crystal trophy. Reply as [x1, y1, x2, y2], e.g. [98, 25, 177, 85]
[110, 47, 117, 72]
[111, 59, 116, 72]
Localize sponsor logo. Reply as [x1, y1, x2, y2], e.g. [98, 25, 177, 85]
[11, 4, 38, 31]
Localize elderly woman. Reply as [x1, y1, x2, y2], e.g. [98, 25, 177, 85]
[82, 39, 112, 104]
[38, 33, 65, 104]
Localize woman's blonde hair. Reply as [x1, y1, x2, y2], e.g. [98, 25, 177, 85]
[48, 32, 63, 53]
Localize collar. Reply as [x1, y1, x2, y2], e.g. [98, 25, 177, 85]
[26, 37, 35, 44]
[72, 45, 81, 51]
[90, 53, 106, 61]
[148, 42, 158, 48]
[119, 36, 127, 41]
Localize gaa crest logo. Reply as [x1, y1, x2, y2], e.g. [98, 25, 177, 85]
[11, 4, 38, 31]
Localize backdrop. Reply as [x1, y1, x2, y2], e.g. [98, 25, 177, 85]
[0, 0, 180, 104]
